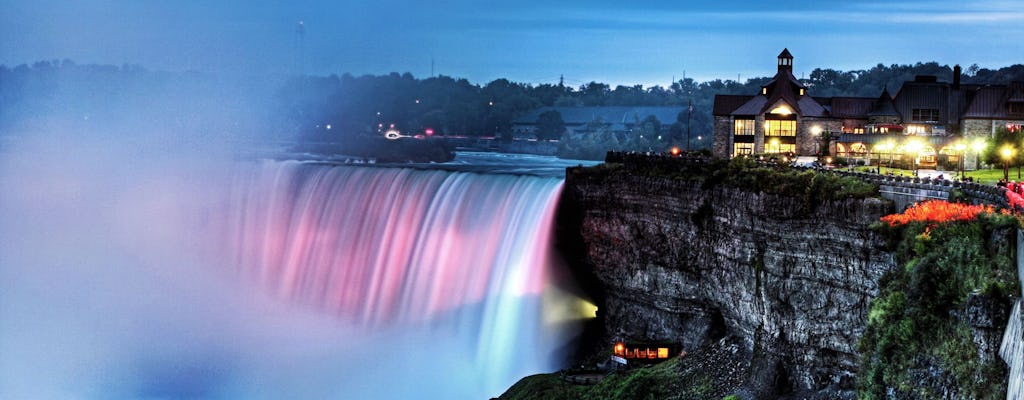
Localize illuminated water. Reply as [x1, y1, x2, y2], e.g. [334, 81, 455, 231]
[0, 144, 588, 399]
[1001, 233, 1024, 400]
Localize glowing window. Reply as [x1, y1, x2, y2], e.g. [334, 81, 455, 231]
[765, 120, 796, 137]
[734, 143, 754, 156]
[734, 119, 755, 136]
[905, 125, 927, 135]
[770, 105, 792, 115]
[762, 87, 767, 95]
[799, 88, 805, 96]
[657, 348, 669, 358]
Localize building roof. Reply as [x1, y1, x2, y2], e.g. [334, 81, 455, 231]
[512, 106, 685, 126]
[867, 88, 900, 117]
[893, 77, 950, 123]
[778, 48, 793, 59]
[828, 97, 875, 118]
[713, 95, 753, 116]
[732, 96, 768, 116]
[962, 86, 1008, 119]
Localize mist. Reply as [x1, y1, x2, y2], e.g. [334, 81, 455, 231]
[0, 60, 583, 398]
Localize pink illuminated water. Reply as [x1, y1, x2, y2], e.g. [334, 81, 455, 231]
[0, 146, 578, 399]
[217, 160, 570, 397]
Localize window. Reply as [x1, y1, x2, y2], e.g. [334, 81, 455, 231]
[734, 143, 754, 156]
[1009, 102, 1024, 115]
[765, 143, 796, 154]
[905, 125, 927, 135]
[853, 127, 865, 134]
[911, 108, 940, 122]
[765, 119, 796, 137]
[734, 119, 755, 136]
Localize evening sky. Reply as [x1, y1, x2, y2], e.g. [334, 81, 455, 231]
[2, 0, 1021, 86]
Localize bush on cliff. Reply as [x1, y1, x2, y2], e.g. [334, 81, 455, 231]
[586, 156, 879, 210]
[859, 207, 1019, 399]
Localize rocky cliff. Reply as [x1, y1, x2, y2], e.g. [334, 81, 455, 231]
[560, 164, 898, 397]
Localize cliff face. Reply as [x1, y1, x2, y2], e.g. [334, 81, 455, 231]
[562, 167, 897, 395]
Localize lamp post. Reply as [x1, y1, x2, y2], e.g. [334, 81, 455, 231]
[1001, 144, 1014, 182]
[954, 142, 966, 181]
[906, 138, 924, 176]
[970, 138, 987, 180]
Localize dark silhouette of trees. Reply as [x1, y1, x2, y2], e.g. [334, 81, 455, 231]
[535, 110, 566, 140]
[8, 58, 1024, 147]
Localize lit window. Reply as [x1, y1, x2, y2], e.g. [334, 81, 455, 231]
[765, 120, 796, 137]
[799, 88, 805, 96]
[733, 143, 754, 156]
[905, 125, 927, 135]
[770, 105, 792, 115]
[762, 87, 767, 95]
[657, 348, 669, 358]
[734, 119, 755, 136]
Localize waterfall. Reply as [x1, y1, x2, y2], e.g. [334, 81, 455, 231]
[1002, 301, 1023, 400]
[1001, 230, 1024, 400]
[0, 152, 578, 399]
[217, 160, 572, 398]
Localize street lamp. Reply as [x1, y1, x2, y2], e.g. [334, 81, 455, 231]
[954, 141, 966, 181]
[906, 138, 924, 176]
[1001, 144, 1015, 182]
[971, 138, 987, 172]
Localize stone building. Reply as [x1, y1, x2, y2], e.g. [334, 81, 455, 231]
[712, 49, 1024, 170]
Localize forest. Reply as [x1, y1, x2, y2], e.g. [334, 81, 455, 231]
[4, 59, 1024, 149]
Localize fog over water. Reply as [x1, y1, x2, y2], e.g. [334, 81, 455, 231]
[0, 64, 594, 399]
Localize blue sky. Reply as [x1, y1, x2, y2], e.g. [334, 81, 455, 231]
[2, 0, 1022, 86]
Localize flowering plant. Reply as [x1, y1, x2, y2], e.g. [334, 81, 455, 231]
[880, 200, 1000, 226]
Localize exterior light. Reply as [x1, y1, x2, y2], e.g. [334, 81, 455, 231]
[326, 124, 332, 130]
[826, 157, 832, 164]
[1001, 144, 1016, 181]
[670, 147, 680, 156]
[811, 126, 822, 136]
[1001, 145, 1014, 161]
[614, 342, 625, 355]
[972, 138, 987, 153]
[424, 128, 435, 136]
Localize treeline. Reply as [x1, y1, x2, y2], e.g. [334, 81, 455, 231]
[277, 62, 1024, 142]
[5, 59, 1024, 142]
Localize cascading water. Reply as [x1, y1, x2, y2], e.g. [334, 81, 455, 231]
[1000, 230, 1024, 400]
[0, 143, 584, 399]
[218, 160, 574, 397]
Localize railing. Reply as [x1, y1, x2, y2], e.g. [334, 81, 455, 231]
[602, 151, 1013, 211]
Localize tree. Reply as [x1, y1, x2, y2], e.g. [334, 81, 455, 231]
[983, 127, 1024, 178]
[536, 110, 566, 140]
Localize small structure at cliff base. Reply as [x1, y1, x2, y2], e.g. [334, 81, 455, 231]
[612, 341, 681, 366]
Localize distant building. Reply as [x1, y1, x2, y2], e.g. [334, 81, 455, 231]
[712, 49, 1024, 170]
[512, 106, 685, 140]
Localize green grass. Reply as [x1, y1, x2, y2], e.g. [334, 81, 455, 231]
[498, 359, 684, 400]
[853, 165, 1018, 185]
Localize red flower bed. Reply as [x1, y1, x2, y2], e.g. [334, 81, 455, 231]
[881, 200, 997, 226]
[1006, 182, 1024, 209]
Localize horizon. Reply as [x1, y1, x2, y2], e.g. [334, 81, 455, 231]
[3, 1, 1023, 88]
[0, 56, 998, 90]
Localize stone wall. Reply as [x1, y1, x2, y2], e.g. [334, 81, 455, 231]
[562, 166, 897, 396]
